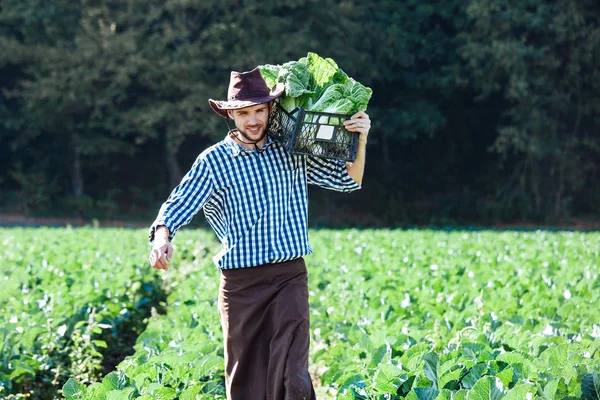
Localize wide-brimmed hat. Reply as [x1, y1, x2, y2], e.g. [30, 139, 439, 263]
[209, 67, 284, 119]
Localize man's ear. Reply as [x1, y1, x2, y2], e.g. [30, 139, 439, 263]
[227, 109, 234, 119]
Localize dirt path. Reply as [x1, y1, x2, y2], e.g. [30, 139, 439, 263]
[0, 213, 149, 228]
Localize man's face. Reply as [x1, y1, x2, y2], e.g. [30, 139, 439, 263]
[228, 103, 270, 142]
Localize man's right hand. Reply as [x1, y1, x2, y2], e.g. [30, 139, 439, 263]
[149, 241, 174, 270]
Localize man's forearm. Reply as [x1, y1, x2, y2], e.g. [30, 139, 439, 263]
[347, 138, 367, 185]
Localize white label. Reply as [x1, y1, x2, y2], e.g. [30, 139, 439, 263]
[315, 125, 335, 141]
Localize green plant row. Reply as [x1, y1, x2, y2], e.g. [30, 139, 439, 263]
[0, 228, 166, 399]
[63, 229, 599, 400]
[63, 231, 226, 399]
[307, 229, 600, 399]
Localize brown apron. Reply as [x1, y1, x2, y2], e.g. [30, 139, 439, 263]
[218, 258, 317, 400]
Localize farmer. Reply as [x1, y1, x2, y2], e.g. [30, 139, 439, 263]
[148, 67, 370, 399]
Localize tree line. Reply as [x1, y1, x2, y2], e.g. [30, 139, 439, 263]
[1, 0, 599, 226]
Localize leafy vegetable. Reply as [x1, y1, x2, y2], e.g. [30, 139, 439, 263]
[271, 61, 315, 112]
[2, 228, 598, 399]
[310, 79, 372, 115]
[259, 52, 372, 115]
[303, 52, 348, 99]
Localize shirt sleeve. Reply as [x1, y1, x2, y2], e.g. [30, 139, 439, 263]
[148, 155, 215, 243]
[306, 155, 361, 193]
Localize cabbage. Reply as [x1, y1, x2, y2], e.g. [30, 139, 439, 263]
[310, 79, 371, 114]
[259, 60, 314, 113]
[259, 52, 372, 116]
[303, 52, 349, 99]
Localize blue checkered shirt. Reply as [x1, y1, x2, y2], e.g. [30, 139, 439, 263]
[149, 134, 361, 269]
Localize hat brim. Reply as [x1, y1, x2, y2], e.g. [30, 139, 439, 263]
[209, 87, 285, 119]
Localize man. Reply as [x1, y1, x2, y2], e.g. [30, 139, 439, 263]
[148, 67, 370, 400]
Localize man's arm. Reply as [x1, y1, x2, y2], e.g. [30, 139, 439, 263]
[306, 156, 361, 192]
[305, 111, 371, 192]
[344, 111, 370, 186]
[148, 154, 214, 243]
[148, 154, 215, 270]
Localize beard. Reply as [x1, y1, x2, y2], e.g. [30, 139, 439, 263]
[237, 123, 266, 143]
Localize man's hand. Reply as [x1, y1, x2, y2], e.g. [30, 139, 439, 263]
[343, 111, 371, 143]
[149, 240, 173, 270]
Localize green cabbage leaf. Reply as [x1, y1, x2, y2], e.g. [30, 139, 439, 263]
[259, 52, 372, 116]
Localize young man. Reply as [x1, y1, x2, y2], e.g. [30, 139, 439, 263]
[148, 67, 370, 399]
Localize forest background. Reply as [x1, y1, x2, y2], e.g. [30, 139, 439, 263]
[1, 0, 599, 228]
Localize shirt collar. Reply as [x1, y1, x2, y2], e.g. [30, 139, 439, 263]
[224, 132, 276, 156]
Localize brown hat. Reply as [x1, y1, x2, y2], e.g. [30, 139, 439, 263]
[209, 67, 284, 119]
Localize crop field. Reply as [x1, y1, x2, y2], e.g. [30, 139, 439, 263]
[0, 227, 598, 400]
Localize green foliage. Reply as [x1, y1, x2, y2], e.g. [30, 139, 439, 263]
[0, 228, 167, 398]
[62, 230, 225, 400]
[2, 228, 595, 398]
[582, 372, 600, 400]
[1, 0, 599, 221]
[2, 0, 391, 211]
[305, 229, 599, 399]
[461, 0, 600, 219]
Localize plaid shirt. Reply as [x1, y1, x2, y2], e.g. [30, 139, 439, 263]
[149, 134, 361, 269]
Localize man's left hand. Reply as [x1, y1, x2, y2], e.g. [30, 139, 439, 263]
[343, 111, 371, 143]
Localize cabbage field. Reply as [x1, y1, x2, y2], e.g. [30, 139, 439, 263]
[0, 227, 598, 400]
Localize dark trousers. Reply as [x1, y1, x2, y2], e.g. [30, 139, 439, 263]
[218, 258, 317, 400]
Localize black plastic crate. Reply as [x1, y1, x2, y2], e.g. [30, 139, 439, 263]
[268, 102, 358, 162]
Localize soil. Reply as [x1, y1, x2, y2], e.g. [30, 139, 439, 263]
[0, 213, 149, 228]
